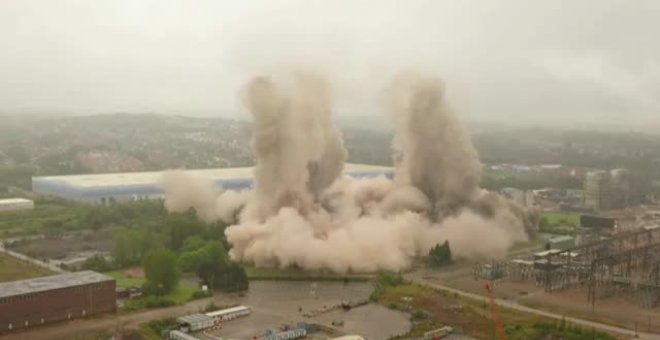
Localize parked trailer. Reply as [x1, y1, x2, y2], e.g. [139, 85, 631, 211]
[265, 328, 307, 340]
[169, 330, 200, 340]
[205, 305, 251, 321]
[0, 198, 34, 213]
[424, 326, 453, 339]
[177, 313, 216, 332]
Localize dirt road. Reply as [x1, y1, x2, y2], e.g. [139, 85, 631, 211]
[406, 273, 659, 340]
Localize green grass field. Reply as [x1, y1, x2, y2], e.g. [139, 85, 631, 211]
[509, 236, 546, 251]
[542, 212, 580, 226]
[540, 212, 580, 235]
[163, 284, 198, 304]
[107, 270, 201, 312]
[106, 270, 146, 288]
[120, 284, 199, 312]
[0, 253, 54, 282]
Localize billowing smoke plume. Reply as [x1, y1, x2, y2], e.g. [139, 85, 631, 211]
[240, 73, 346, 221]
[162, 170, 250, 224]
[161, 72, 538, 273]
[384, 73, 481, 220]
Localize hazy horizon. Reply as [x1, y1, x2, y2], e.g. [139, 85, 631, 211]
[1, 0, 659, 130]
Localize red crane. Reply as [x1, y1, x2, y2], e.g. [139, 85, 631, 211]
[484, 282, 507, 340]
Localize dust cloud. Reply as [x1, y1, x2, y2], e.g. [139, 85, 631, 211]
[161, 72, 538, 273]
[161, 170, 250, 224]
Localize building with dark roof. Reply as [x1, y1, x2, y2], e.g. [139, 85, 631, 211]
[0, 271, 116, 332]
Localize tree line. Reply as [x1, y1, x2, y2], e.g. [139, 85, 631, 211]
[81, 201, 248, 295]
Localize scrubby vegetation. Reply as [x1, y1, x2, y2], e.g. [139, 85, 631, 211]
[244, 264, 370, 282]
[481, 172, 583, 191]
[120, 284, 200, 312]
[0, 199, 82, 237]
[0, 199, 196, 238]
[107, 270, 204, 313]
[81, 254, 113, 272]
[142, 248, 180, 295]
[369, 271, 618, 339]
[0, 254, 54, 282]
[138, 317, 178, 339]
[506, 321, 617, 340]
[428, 241, 452, 267]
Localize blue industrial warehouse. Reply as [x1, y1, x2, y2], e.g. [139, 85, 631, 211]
[32, 164, 393, 205]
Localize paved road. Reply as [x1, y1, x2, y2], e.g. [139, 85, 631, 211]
[1, 298, 214, 340]
[406, 274, 659, 340]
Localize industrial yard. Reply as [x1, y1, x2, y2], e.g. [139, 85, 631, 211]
[190, 281, 411, 340]
[414, 265, 659, 334]
[0, 280, 411, 340]
[419, 220, 660, 334]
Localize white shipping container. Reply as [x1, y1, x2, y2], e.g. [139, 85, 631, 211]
[0, 198, 34, 213]
[176, 314, 215, 332]
[205, 305, 251, 321]
[169, 330, 200, 340]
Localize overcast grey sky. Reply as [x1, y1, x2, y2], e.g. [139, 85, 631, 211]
[0, 0, 658, 127]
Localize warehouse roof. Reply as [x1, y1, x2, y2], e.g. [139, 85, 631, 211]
[0, 198, 33, 205]
[0, 271, 114, 298]
[33, 163, 391, 188]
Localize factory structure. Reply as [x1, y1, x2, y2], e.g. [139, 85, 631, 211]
[0, 271, 116, 333]
[584, 168, 637, 211]
[0, 198, 34, 213]
[494, 223, 660, 310]
[500, 187, 536, 208]
[32, 164, 393, 205]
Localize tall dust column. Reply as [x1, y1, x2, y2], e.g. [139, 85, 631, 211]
[385, 73, 481, 221]
[240, 73, 346, 221]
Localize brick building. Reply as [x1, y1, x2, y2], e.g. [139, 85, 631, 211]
[0, 271, 116, 332]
